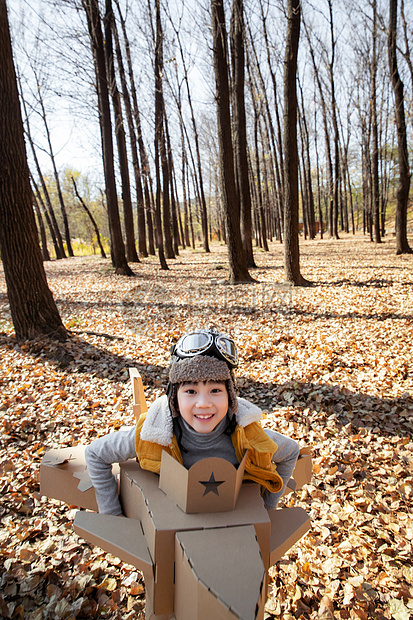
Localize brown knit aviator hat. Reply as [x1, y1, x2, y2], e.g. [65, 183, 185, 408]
[168, 329, 239, 419]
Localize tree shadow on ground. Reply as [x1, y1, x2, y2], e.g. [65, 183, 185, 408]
[238, 377, 413, 441]
[284, 306, 413, 321]
[1, 333, 411, 442]
[316, 277, 413, 288]
[0, 332, 167, 389]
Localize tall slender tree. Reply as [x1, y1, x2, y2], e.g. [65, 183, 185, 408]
[304, 19, 334, 240]
[371, 0, 381, 243]
[115, 0, 154, 255]
[167, 18, 210, 253]
[211, 0, 253, 283]
[82, 0, 133, 274]
[283, 0, 310, 286]
[326, 0, 340, 239]
[19, 85, 66, 259]
[0, 0, 66, 340]
[230, 0, 255, 267]
[111, 17, 147, 258]
[104, 0, 139, 263]
[153, 0, 169, 269]
[33, 71, 74, 256]
[32, 191, 51, 262]
[388, 0, 412, 254]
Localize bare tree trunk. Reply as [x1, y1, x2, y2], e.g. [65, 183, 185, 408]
[246, 27, 282, 240]
[30, 175, 60, 258]
[71, 177, 107, 259]
[388, 0, 412, 254]
[326, 0, 340, 240]
[104, 0, 139, 263]
[169, 23, 210, 253]
[29, 146, 66, 259]
[115, 0, 154, 256]
[298, 80, 316, 239]
[165, 117, 180, 255]
[83, 0, 133, 275]
[32, 191, 51, 261]
[254, 112, 269, 251]
[283, 0, 309, 286]
[304, 20, 334, 239]
[19, 88, 66, 259]
[371, 0, 381, 243]
[211, 0, 253, 283]
[187, 171, 196, 249]
[259, 0, 284, 201]
[230, 0, 255, 267]
[153, 0, 168, 269]
[34, 73, 74, 257]
[314, 105, 324, 238]
[112, 15, 147, 258]
[0, 0, 66, 340]
[400, 0, 413, 89]
[173, 68, 191, 248]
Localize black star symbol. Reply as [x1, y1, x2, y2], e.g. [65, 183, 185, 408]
[199, 472, 225, 497]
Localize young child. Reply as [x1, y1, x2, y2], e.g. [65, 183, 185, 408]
[85, 328, 300, 515]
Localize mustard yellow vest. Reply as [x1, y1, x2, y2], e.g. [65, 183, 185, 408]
[135, 413, 283, 494]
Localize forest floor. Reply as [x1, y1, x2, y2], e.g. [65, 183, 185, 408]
[0, 233, 412, 620]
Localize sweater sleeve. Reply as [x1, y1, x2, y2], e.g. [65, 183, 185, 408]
[84, 427, 137, 515]
[262, 428, 300, 510]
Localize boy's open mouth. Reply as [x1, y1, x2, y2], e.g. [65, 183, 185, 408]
[194, 414, 214, 420]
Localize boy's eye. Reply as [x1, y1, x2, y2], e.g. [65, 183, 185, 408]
[211, 388, 222, 393]
[185, 389, 197, 395]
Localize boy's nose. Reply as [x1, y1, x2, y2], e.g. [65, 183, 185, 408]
[196, 393, 211, 408]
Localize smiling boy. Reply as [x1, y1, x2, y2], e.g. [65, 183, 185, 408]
[177, 381, 228, 434]
[85, 329, 300, 515]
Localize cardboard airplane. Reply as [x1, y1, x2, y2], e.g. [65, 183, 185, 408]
[40, 369, 312, 620]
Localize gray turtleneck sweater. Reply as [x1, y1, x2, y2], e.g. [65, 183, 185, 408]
[175, 415, 239, 468]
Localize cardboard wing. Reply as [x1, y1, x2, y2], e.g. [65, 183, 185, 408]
[159, 451, 248, 513]
[268, 506, 311, 566]
[283, 446, 312, 496]
[74, 512, 153, 574]
[40, 445, 99, 511]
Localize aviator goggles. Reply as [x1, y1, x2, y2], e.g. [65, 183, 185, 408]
[171, 330, 238, 368]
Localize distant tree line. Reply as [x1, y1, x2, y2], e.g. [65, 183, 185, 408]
[3, 0, 413, 290]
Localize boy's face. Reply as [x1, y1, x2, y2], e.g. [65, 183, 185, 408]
[176, 381, 229, 434]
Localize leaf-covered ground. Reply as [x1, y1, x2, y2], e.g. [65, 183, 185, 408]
[0, 235, 412, 620]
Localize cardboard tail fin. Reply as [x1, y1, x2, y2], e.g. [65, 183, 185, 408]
[175, 525, 266, 620]
[268, 507, 311, 566]
[74, 511, 153, 575]
[129, 368, 148, 422]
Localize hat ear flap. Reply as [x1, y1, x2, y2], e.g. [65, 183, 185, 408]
[226, 375, 238, 419]
[169, 384, 180, 418]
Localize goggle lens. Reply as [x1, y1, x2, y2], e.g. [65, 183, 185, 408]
[178, 332, 211, 353]
[217, 336, 238, 362]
